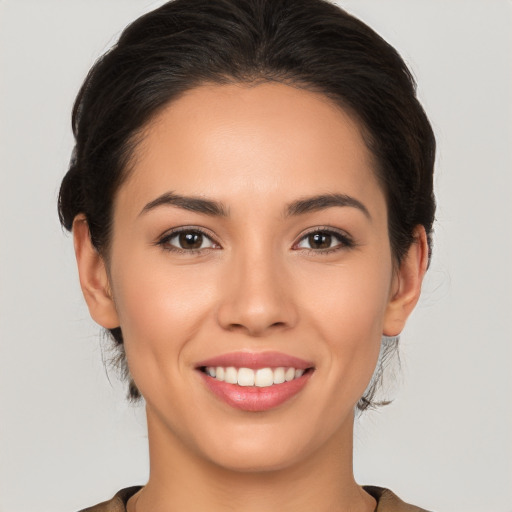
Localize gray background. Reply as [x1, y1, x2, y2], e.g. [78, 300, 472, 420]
[0, 1, 511, 511]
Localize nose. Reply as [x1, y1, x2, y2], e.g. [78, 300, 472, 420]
[216, 248, 298, 337]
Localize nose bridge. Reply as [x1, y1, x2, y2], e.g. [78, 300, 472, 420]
[216, 238, 296, 336]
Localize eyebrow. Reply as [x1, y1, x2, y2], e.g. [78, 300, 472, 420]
[139, 192, 228, 217]
[285, 193, 371, 219]
[139, 191, 370, 220]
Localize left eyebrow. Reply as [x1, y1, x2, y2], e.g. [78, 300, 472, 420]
[285, 193, 371, 220]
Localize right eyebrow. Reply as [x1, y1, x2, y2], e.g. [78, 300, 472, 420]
[138, 191, 229, 217]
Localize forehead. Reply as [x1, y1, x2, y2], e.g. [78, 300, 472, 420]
[118, 82, 384, 216]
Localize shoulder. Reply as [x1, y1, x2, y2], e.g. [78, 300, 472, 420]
[364, 486, 433, 512]
[78, 487, 142, 512]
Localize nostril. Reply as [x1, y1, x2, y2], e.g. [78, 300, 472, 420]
[226, 320, 289, 336]
[226, 322, 245, 332]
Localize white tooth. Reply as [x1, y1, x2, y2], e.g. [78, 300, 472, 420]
[237, 367, 255, 386]
[207, 367, 216, 377]
[295, 369, 304, 378]
[285, 367, 295, 382]
[215, 366, 225, 381]
[255, 368, 274, 387]
[225, 367, 237, 384]
[273, 367, 285, 384]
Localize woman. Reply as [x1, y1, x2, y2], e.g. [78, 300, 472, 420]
[58, 0, 435, 510]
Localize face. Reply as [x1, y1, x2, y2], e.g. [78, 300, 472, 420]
[81, 82, 416, 472]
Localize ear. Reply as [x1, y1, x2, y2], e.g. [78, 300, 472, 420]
[383, 225, 429, 336]
[72, 214, 120, 329]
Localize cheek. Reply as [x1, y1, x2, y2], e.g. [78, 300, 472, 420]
[300, 251, 392, 333]
[109, 252, 219, 377]
[296, 253, 392, 392]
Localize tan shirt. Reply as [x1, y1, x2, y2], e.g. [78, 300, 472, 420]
[79, 485, 432, 511]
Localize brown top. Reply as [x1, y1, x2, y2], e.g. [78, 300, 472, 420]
[78, 485, 432, 512]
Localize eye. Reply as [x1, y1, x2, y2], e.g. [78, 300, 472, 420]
[295, 228, 354, 252]
[158, 228, 219, 252]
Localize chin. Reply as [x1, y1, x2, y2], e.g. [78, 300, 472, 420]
[203, 441, 308, 474]
[190, 413, 345, 475]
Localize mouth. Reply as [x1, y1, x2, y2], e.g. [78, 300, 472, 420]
[195, 352, 315, 412]
[199, 365, 313, 387]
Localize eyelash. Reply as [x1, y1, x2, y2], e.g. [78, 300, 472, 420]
[156, 227, 220, 255]
[156, 226, 355, 255]
[293, 227, 355, 255]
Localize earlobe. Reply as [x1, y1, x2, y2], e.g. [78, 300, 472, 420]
[72, 214, 120, 329]
[383, 225, 429, 337]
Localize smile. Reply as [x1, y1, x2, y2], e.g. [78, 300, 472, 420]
[203, 366, 307, 387]
[196, 352, 314, 412]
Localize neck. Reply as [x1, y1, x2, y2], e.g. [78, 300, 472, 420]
[133, 405, 375, 512]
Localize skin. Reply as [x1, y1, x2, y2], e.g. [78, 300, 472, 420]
[73, 82, 428, 512]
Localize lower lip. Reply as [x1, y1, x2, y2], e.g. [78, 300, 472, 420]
[199, 371, 312, 412]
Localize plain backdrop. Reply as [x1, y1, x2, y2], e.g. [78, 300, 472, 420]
[0, 1, 511, 511]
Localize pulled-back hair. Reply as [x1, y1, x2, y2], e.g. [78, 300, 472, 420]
[58, 0, 435, 410]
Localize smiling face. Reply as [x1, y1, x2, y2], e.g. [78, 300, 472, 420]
[74, 82, 426, 473]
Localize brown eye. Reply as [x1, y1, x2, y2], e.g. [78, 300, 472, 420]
[178, 231, 204, 249]
[295, 229, 353, 252]
[308, 232, 332, 249]
[160, 229, 217, 252]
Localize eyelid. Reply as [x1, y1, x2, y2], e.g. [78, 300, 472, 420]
[156, 225, 222, 252]
[292, 226, 355, 252]
[154, 225, 354, 254]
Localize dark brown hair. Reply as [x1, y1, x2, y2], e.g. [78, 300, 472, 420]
[58, 0, 436, 410]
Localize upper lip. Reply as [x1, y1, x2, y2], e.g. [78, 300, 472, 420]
[196, 351, 314, 370]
